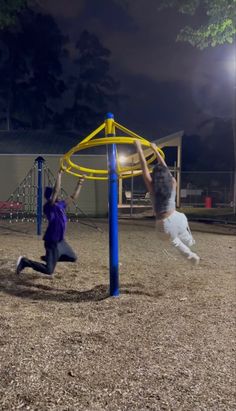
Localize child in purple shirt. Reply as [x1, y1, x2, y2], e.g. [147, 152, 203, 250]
[43, 195, 67, 244]
[16, 169, 84, 277]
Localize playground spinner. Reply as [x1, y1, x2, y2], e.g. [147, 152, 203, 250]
[61, 113, 164, 297]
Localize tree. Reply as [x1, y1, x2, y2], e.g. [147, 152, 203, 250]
[158, 0, 236, 49]
[115, 0, 235, 47]
[0, 8, 67, 129]
[61, 30, 121, 132]
[158, 0, 236, 211]
[0, 0, 28, 29]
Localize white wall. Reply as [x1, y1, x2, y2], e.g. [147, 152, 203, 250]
[0, 154, 108, 217]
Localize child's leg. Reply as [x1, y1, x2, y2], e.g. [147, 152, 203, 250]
[177, 213, 195, 247]
[163, 212, 199, 263]
[17, 242, 58, 275]
[171, 236, 199, 262]
[57, 240, 77, 262]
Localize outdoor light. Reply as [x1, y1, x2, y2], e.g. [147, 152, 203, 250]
[119, 155, 127, 164]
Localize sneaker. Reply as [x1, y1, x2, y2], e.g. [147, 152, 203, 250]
[188, 253, 200, 265]
[16, 256, 25, 275]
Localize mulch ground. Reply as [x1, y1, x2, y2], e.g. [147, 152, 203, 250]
[0, 219, 235, 411]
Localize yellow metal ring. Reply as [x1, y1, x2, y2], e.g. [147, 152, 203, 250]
[61, 137, 164, 180]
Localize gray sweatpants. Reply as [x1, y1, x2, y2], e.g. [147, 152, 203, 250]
[20, 239, 77, 275]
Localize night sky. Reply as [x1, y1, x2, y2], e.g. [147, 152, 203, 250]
[41, 0, 235, 138]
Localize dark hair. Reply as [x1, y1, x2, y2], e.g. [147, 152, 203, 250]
[152, 163, 172, 203]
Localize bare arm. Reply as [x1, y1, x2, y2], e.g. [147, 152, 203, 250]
[172, 176, 177, 189]
[65, 177, 85, 206]
[150, 143, 176, 187]
[150, 143, 168, 167]
[134, 140, 153, 193]
[51, 169, 63, 204]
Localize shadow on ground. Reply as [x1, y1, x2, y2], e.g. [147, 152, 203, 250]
[0, 270, 163, 303]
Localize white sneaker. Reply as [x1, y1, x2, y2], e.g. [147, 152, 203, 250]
[188, 253, 200, 265]
[16, 256, 24, 275]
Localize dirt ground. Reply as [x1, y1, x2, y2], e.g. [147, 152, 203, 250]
[0, 219, 235, 411]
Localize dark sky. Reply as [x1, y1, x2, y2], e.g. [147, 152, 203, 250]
[40, 0, 235, 139]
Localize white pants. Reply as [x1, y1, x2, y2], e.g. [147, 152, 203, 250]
[156, 211, 198, 260]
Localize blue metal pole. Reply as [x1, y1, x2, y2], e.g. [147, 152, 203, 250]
[35, 156, 44, 236]
[105, 112, 119, 297]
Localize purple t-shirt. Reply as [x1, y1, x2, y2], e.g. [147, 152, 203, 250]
[43, 200, 67, 243]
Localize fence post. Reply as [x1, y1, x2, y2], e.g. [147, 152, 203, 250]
[130, 158, 134, 217]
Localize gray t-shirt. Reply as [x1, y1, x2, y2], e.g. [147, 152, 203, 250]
[152, 186, 176, 218]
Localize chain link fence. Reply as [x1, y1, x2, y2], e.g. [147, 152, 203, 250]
[121, 171, 235, 210]
[180, 171, 234, 207]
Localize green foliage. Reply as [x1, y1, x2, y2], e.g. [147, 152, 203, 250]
[0, 19, 121, 130]
[158, 0, 200, 15]
[0, 9, 67, 129]
[158, 0, 236, 49]
[0, 0, 28, 29]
